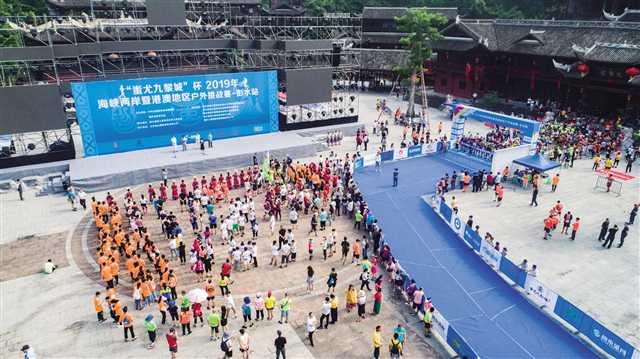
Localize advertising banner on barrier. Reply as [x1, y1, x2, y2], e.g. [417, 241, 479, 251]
[479, 240, 502, 269]
[524, 275, 558, 309]
[463, 226, 482, 251]
[554, 297, 636, 359]
[363, 153, 377, 167]
[582, 315, 636, 359]
[381, 150, 394, 162]
[439, 201, 453, 222]
[408, 144, 423, 157]
[72, 71, 279, 156]
[422, 142, 438, 155]
[394, 147, 408, 160]
[446, 327, 479, 359]
[499, 258, 527, 288]
[431, 309, 450, 341]
[450, 213, 466, 237]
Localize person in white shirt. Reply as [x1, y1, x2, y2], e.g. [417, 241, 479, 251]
[306, 313, 317, 347]
[181, 135, 187, 151]
[289, 209, 298, 229]
[171, 136, 178, 154]
[269, 214, 276, 234]
[251, 242, 258, 268]
[238, 328, 250, 359]
[271, 241, 279, 266]
[43, 259, 57, 274]
[194, 133, 201, 150]
[242, 247, 252, 271]
[528, 264, 538, 277]
[319, 297, 331, 329]
[169, 237, 178, 259]
[280, 242, 291, 268]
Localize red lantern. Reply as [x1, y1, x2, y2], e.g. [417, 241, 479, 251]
[576, 63, 589, 74]
[625, 66, 640, 78]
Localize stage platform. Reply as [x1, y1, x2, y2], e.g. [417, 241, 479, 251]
[70, 131, 325, 192]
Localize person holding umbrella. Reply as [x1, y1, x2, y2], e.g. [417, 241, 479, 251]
[188, 288, 208, 328]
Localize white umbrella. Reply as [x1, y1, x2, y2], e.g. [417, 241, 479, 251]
[188, 288, 207, 303]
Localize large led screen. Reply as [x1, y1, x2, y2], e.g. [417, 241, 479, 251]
[72, 71, 279, 156]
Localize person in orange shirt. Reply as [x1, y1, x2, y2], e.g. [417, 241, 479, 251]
[571, 218, 580, 241]
[496, 185, 504, 207]
[179, 308, 192, 336]
[543, 215, 554, 240]
[352, 239, 361, 264]
[168, 271, 178, 299]
[554, 201, 563, 217]
[502, 166, 510, 178]
[140, 279, 152, 307]
[101, 263, 114, 288]
[93, 291, 107, 323]
[120, 306, 137, 342]
[158, 296, 168, 325]
[111, 298, 124, 324]
[551, 174, 560, 192]
[205, 279, 216, 310]
[462, 174, 471, 192]
[97, 252, 108, 268]
[110, 258, 120, 286]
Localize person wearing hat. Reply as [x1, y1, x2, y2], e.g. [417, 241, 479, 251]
[21, 344, 36, 359]
[220, 332, 233, 358]
[144, 314, 158, 349]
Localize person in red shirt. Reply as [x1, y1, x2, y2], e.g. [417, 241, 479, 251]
[222, 259, 232, 277]
[166, 327, 178, 359]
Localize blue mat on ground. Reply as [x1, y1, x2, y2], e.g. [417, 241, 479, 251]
[354, 154, 596, 359]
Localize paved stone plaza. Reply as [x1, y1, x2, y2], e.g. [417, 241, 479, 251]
[441, 156, 640, 347]
[0, 93, 450, 358]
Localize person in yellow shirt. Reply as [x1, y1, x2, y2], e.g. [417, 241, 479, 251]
[329, 294, 338, 324]
[373, 325, 383, 359]
[593, 154, 601, 170]
[264, 291, 276, 321]
[93, 291, 107, 323]
[604, 157, 613, 170]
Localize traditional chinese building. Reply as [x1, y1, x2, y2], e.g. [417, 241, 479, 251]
[431, 19, 640, 114]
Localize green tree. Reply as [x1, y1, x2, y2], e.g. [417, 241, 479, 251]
[395, 8, 446, 118]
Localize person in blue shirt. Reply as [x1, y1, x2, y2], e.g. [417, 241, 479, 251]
[392, 168, 399, 187]
[393, 323, 406, 346]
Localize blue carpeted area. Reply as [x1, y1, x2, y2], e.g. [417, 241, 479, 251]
[354, 154, 596, 359]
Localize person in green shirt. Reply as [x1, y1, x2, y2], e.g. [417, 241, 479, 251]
[208, 309, 221, 340]
[180, 291, 191, 311]
[278, 292, 291, 324]
[144, 314, 158, 349]
[354, 211, 363, 230]
[423, 307, 434, 337]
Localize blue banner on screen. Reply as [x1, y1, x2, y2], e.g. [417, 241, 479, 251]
[499, 258, 527, 287]
[463, 225, 482, 251]
[72, 71, 279, 156]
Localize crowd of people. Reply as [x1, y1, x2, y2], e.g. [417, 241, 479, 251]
[84, 149, 442, 358]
